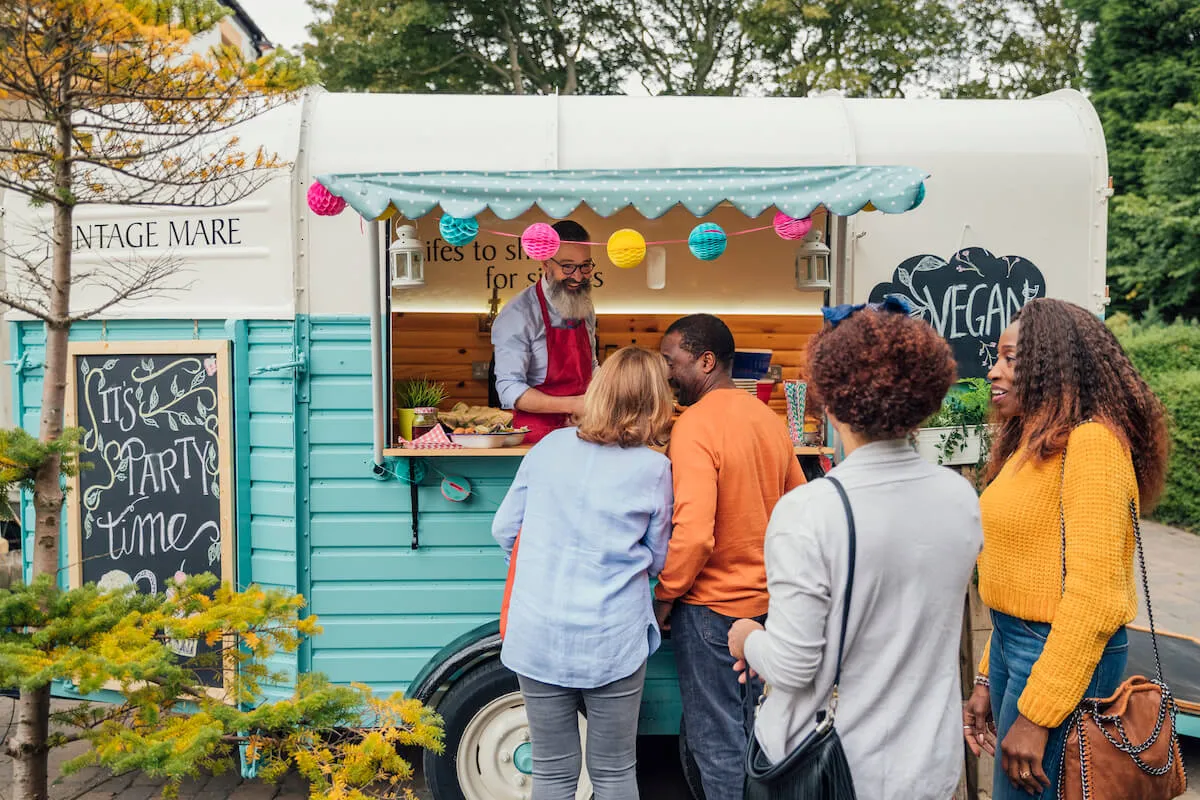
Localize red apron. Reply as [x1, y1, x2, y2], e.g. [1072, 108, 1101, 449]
[511, 281, 594, 445]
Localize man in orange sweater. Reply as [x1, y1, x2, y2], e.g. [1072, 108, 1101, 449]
[656, 313, 805, 800]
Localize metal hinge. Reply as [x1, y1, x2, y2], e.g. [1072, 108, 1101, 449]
[252, 352, 307, 376]
[2, 352, 42, 375]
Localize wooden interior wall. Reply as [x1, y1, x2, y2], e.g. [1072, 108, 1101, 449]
[392, 312, 823, 417]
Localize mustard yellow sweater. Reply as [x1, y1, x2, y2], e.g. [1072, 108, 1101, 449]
[977, 422, 1138, 728]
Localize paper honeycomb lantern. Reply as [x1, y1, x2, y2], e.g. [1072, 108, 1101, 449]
[607, 228, 646, 269]
[439, 215, 479, 246]
[307, 181, 346, 216]
[521, 223, 561, 261]
[688, 222, 727, 260]
[773, 211, 813, 240]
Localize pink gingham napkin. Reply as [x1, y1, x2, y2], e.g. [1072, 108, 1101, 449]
[401, 425, 462, 449]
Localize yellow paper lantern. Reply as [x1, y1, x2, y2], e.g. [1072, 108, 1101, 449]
[607, 228, 647, 269]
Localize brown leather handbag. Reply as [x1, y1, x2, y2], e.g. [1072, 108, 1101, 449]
[1055, 457, 1188, 800]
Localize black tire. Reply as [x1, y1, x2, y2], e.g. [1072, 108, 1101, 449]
[424, 658, 521, 800]
[678, 714, 707, 800]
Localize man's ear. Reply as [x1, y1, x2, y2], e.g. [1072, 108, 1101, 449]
[699, 351, 717, 375]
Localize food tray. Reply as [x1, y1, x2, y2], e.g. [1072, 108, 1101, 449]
[451, 430, 529, 449]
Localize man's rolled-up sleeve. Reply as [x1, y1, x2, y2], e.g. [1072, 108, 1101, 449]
[491, 305, 533, 410]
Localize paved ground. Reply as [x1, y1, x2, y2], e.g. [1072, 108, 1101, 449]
[0, 521, 1194, 800]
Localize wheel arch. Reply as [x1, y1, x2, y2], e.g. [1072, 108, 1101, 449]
[408, 619, 502, 706]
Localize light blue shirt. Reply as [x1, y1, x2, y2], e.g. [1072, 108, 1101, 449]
[490, 279, 598, 409]
[492, 427, 674, 688]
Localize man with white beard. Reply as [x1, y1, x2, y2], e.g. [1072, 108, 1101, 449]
[491, 220, 599, 444]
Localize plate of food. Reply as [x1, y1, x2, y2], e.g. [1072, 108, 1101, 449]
[450, 423, 531, 449]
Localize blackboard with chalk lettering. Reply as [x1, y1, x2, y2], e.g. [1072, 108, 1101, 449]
[869, 247, 1047, 379]
[66, 341, 234, 690]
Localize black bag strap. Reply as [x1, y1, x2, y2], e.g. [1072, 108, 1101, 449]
[825, 476, 857, 694]
[1057, 445, 1164, 683]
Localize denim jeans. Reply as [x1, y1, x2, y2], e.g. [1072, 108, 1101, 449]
[671, 601, 766, 800]
[989, 611, 1129, 800]
[518, 663, 646, 800]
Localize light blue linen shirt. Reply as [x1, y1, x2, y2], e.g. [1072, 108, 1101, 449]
[490, 279, 598, 409]
[492, 427, 674, 688]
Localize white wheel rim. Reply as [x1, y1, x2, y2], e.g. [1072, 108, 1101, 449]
[456, 690, 593, 800]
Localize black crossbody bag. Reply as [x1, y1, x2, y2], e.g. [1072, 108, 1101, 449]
[744, 475, 859, 800]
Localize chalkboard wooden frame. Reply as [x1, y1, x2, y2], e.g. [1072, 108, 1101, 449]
[64, 340, 236, 698]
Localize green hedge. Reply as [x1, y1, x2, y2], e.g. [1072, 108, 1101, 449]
[1111, 318, 1200, 532]
[1112, 317, 1200, 374]
[1145, 370, 1200, 530]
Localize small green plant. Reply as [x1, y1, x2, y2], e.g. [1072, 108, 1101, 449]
[919, 378, 994, 472]
[394, 377, 447, 409]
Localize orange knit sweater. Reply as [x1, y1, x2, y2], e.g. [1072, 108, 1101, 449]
[654, 388, 805, 618]
[977, 422, 1139, 727]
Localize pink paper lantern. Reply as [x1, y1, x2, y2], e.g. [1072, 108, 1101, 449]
[773, 211, 813, 241]
[521, 222, 561, 260]
[307, 181, 346, 216]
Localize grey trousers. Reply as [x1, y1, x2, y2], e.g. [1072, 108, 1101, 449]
[517, 662, 646, 800]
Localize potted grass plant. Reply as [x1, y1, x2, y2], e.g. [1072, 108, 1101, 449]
[914, 377, 993, 468]
[395, 377, 448, 441]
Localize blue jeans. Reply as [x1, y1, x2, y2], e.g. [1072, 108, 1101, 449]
[671, 602, 766, 800]
[989, 611, 1128, 800]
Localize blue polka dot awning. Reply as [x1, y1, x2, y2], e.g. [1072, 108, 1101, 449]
[315, 166, 930, 221]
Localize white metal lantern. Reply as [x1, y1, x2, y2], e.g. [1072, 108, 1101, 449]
[389, 224, 425, 288]
[794, 228, 831, 290]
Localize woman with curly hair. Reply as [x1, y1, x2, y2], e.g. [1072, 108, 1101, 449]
[727, 298, 983, 799]
[962, 298, 1170, 799]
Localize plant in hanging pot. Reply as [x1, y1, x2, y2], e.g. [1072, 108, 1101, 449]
[913, 378, 993, 469]
[395, 377, 448, 441]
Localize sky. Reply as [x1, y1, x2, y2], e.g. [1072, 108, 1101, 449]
[237, 0, 316, 50]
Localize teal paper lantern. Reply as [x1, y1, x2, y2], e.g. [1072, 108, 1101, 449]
[439, 215, 479, 247]
[688, 222, 727, 261]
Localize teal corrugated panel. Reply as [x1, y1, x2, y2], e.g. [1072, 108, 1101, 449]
[249, 518, 297, 551]
[249, 551, 297, 587]
[310, 479, 512, 514]
[308, 343, 372, 376]
[311, 512, 496, 549]
[309, 581, 502, 616]
[248, 417, 293, 449]
[311, 650, 436, 684]
[314, 615, 497, 650]
[308, 377, 373, 411]
[249, 483, 296, 518]
[308, 411, 372, 445]
[310, 547, 506, 582]
[247, 382, 294, 415]
[248, 449, 295, 482]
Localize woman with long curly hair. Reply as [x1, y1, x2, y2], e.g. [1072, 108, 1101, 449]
[962, 298, 1170, 799]
[727, 299, 983, 799]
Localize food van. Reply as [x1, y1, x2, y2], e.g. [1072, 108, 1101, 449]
[4, 88, 1142, 800]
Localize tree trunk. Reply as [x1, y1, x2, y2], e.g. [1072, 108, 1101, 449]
[30, 200, 73, 580]
[9, 686, 50, 800]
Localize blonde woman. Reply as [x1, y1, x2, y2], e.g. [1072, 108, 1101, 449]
[493, 346, 675, 800]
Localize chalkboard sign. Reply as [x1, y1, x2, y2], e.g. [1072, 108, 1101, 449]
[869, 247, 1047, 379]
[66, 341, 234, 691]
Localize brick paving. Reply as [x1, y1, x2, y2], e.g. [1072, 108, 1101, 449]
[0, 522, 1195, 800]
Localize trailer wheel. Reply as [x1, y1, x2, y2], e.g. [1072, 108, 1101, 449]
[424, 658, 593, 800]
[677, 715, 707, 800]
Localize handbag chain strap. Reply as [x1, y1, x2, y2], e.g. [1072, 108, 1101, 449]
[759, 476, 857, 731]
[1053, 446, 1183, 800]
[820, 475, 857, 728]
